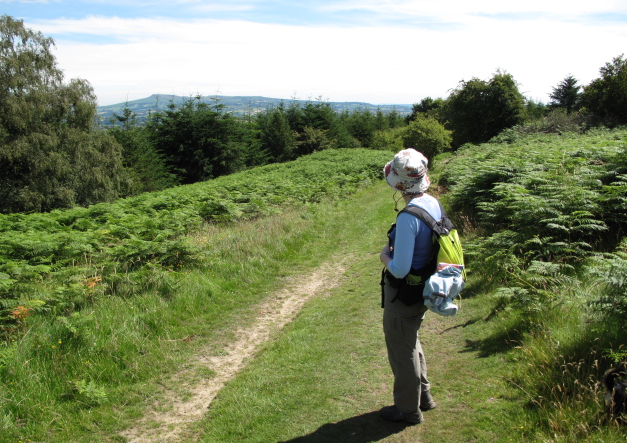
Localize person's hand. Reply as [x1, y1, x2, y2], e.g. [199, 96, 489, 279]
[380, 244, 391, 265]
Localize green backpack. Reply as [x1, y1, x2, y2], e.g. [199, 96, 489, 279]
[381, 201, 465, 307]
[400, 203, 466, 283]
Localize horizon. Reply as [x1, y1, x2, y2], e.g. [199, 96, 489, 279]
[97, 92, 416, 108]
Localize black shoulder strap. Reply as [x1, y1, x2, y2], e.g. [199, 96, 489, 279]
[398, 200, 452, 236]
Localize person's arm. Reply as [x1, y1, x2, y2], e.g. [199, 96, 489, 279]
[380, 213, 418, 279]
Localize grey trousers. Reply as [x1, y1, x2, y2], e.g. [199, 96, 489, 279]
[382, 277, 430, 414]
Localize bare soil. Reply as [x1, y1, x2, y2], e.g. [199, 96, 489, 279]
[120, 260, 346, 443]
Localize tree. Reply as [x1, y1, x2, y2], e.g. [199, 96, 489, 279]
[405, 97, 445, 123]
[146, 96, 244, 183]
[257, 105, 295, 162]
[580, 54, 627, 125]
[549, 75, 581, 114]
[0, 15, 128, 213]
[526, 99, 550, 120]
[370, 127, 405, 152]
[294, 126, 333, 156]
[401, 115, 452, 161]
[342, 109, 377, 147]
[108, 107, 178, 194]
[444, 71, 526, 147]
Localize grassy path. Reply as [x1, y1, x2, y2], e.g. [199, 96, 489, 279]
[121, 260, 351, 442]
[176, 183, 525, 443]
[32, 181, 526, 442]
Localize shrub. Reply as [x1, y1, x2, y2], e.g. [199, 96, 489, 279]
[401, 115, 452, 161]
[444, 71, 526, 147]
[370, 127, 405, 152]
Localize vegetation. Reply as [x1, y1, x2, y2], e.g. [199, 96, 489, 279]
[401, 114, 452, 161]
[145, 97, 247, 183]
[107, 107, 178, 194]
[0, 148, 388, 340]
[443, 70, 526, 147]
[549, 74, 581, 114]
[581, 54, 627, 126]
[440, 127, 627, 441]
[2, 16, 626, 214]
[2, 14, 627, 443]
[0, 15, 129, 213]
[96, 93, 413, 125]
[1, 126, 626, 442]
[404, 96, 446, 123]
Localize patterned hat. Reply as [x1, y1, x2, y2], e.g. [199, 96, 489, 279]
[383, 149, 430, 194]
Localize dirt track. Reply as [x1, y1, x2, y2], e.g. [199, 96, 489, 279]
[121, 260, 346, 442]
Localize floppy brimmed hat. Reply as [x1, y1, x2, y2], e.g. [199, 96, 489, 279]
[383, 149, 431, 194]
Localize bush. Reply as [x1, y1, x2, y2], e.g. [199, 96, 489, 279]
[401, 115, 452, 161]
[370, 127, 405, 152]
[444, 71, 526, 147]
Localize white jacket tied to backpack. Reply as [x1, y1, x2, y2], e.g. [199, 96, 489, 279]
[423, 264, 465, 316]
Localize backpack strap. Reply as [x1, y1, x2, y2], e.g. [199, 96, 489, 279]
[397, 200, 452, 280]
[399, 200, 454, 236]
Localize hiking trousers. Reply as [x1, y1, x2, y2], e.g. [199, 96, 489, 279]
[382, 277, 430, 414]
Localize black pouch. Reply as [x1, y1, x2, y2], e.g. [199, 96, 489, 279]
[382, 270, 425, 307]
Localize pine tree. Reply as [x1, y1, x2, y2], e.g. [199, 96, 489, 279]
[258, 105, 295, 162]
[549, 75, 581, 114]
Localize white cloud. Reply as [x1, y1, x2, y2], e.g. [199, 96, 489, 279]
[323, 0, 627, 17]
[27, 4, 627, 106]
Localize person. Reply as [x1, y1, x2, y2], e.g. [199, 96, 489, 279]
[378, 148, 439, 425]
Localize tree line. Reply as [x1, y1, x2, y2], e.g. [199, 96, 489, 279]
[1, 14, 626, 214]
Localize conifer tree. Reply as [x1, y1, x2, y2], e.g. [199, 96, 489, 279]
[108, 107, 178, 193]
[258, 105, 295, 162]
[146, 96, 243, 183]
[549, 75, 581, 114]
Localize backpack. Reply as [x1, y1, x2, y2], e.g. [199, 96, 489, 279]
[381, 202, 466, 315]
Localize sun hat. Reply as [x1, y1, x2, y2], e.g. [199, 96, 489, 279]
[383, 149, 431, 194]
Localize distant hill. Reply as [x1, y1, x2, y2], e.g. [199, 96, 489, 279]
[97, 94, 413, 125]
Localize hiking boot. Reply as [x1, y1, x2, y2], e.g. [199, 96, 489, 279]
[420, 391, 437, 411]
[379, 405, 424, 424]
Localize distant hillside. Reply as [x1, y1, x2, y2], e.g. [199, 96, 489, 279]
[97, 94, 413, 125]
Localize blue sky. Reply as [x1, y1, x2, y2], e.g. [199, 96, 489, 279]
[3, 0, 627, 106]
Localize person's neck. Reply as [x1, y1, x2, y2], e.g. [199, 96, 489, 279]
[403, 193, 423, 204]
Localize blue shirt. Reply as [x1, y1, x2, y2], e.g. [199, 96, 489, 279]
[387, 194, 442, 279]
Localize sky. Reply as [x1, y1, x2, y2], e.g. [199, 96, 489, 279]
[2, 0, 627, 107]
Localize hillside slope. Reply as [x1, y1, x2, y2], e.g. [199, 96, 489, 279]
[97, 94, 413, 125]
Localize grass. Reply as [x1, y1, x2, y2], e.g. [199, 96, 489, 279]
[190, 184, 526, 443]
[2, 165, 627, 441]
[506, 291, 627, 443]
[1, 191, 361, 442]
[194, 279, 526, 443]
